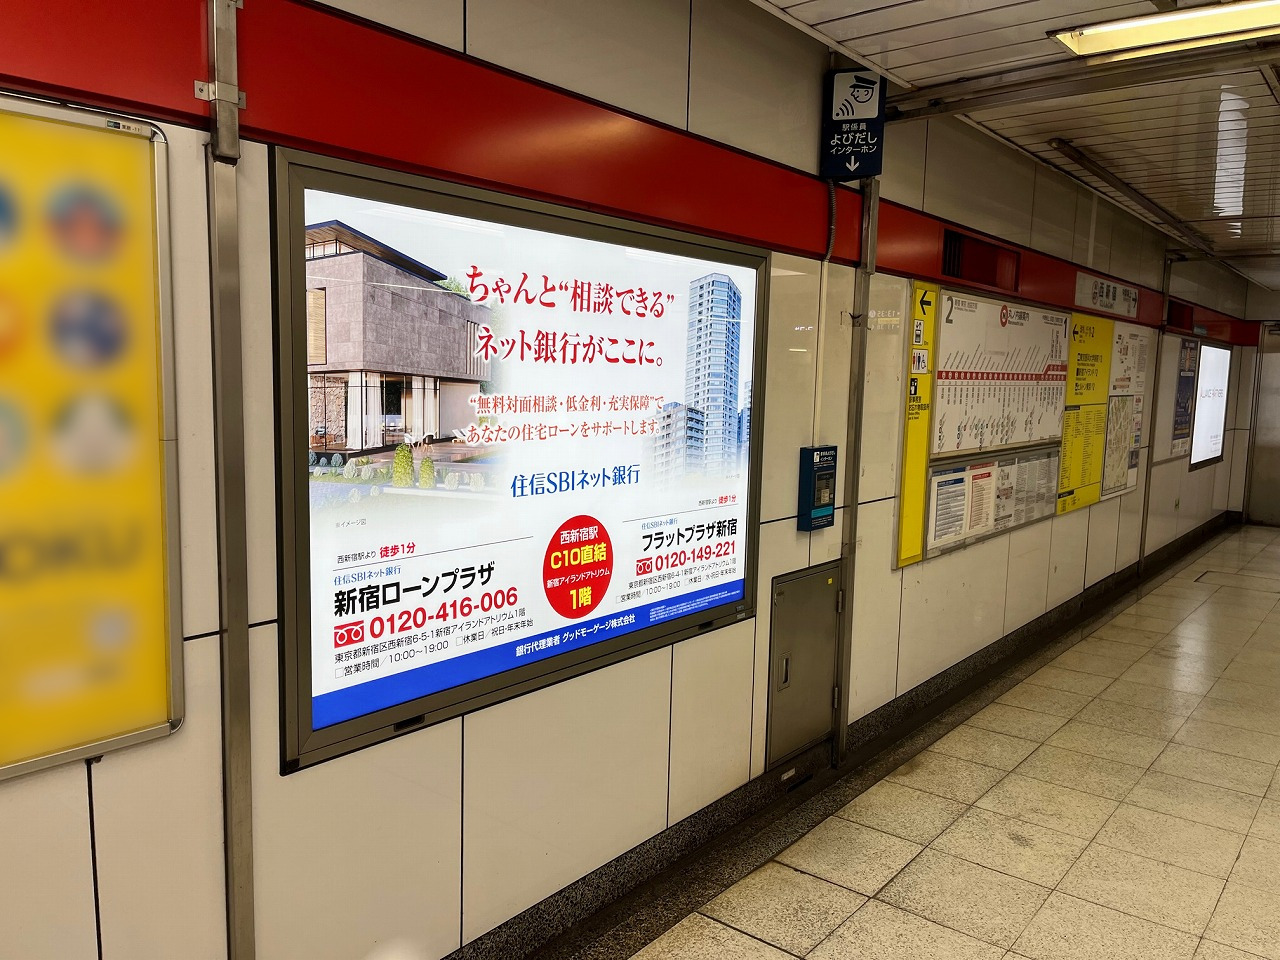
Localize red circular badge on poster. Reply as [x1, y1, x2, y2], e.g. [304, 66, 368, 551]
[543, 515, 613, 619]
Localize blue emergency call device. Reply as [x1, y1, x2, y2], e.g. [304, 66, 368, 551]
[798, 445, 838, 531]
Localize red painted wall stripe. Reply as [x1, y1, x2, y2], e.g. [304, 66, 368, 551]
[0, 0, 204, 125]
[236, 0, 862, 263]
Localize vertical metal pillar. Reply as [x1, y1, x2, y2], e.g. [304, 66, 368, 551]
[834, 178, 878, 762]
[205, 0, 254, 957]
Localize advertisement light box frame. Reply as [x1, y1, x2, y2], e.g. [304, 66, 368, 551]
[273, 149, 770, 772]
[1189, 341, 1232, 471]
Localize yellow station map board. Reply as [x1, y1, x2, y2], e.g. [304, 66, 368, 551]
[0, 104, 178, 777]
[1057, 314, 1112, 514]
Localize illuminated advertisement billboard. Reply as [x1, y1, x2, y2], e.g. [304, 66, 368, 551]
[1191, 343, 1231, 467]
[277, 155, 764, 763]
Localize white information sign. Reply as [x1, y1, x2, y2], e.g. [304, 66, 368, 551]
[932, 292, 1068, 455]
[303, 191, 757, 729]
[1191, 343, 1231, 466]
[1075, 272, 1140, 319]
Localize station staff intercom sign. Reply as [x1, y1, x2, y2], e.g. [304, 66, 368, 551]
[820, 69, 885, 181]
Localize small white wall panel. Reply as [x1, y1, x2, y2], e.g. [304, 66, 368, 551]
[1003, 520, 1052, 634]
[669, 621, 755, 824]
[922, 118, 1034, 248]
[880, 119, 927, 209]
[860, 273, 909, 503]
[1072, 189, 1095, 267]
[1146, 459, 1182, 554]
[816, 263, 856, 506]
[1029, 166, 1077, 261]
[810, 509, 844, 565]
[1178, 461, 1216, 537]
[1213, 432, 1233, 513]
[315, 0, 464, 50]
[95, 636, 226, 960]
[1236, 346, 1258, 429]
[467, 0, 690, 128]
[849, 499, 902, 722]
[1046, 509, 1088, 609]
[760, 255, 820, 522]
[166, 123, 219, 639]
[1169, 259, 1248, 318]
[689, 0, 827, 172]
[238, 143, 279, 625]
[1107, 207, 1144, 286]
[250, 626, 464, 960]
[1084, 497, 1120, 588]
[1088, 200, 1114, 275]
[897, 534, 1009, 694]
[1230, 430, 1249, 511]
[751, 520, 813, 776]
[0, 763, 97, 959]
[1139, 227, 1167, 292]
[1116, 448, 1147, 569]
[463, 649, 670, 942]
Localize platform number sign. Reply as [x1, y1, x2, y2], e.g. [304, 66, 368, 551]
[820, 69, 885, 181]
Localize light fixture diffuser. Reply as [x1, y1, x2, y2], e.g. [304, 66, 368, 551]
[1052, 0, 1280, 60]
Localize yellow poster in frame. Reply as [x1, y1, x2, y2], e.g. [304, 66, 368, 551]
[897, 282, 938, 567]
[0, 101, 180, 778]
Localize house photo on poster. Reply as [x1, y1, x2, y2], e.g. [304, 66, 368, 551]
[301, 190, 758, 729]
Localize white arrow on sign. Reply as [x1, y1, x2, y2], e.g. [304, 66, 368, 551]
[846, 157, 860, 173]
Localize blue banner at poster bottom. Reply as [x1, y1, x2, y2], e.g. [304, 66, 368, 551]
[313, 579, 747, 729]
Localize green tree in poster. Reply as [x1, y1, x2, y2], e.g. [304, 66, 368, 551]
[391, 443, 414, 487]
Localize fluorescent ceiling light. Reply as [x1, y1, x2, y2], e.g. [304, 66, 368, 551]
[1052, 0, 1280, 60]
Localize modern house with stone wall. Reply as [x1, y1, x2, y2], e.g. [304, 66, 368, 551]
[304, 220, 491, 453]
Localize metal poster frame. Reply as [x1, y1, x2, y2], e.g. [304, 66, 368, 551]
[1188, 338, 1232, 473]
[273, 149, 770, 772]
[0, 94, 185, 782]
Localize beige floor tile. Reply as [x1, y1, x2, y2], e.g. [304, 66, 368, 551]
[808, 899, 1004, 960]
[1250, 798, 1280, 844]
[631, 913, 794, 960]
[1194, 939, 1270, 960]
[1052, 648, 1133, 679]
[699, 862, 865, 957]
[1220, 660, 1280, 690]
[1075, 698, 1184, 740]
[1199, 572, 1280, 593]
[1175, 719, 1280, 766]
[1137, 648, 1230, 678]
[1095, 803, 1245, 879]
[775, 817, 921, 897]
[1057, 843, 1223, 935]
[1111, 612, 1182, 634]
[1121, 661, 1218, 696]
[1024, 665, 1112, 697]
[1206, 677, 1280, 709]
[1074, 637, 1150, 663]
[1126, 771, 1262, 834]
[1228, 836, 1280, 896]
[1098, 678, 1204, 716]
[835, 780, 966, 845]
[1012, 892, 1198, 960]
[1092, 621, 1178, 647]
[1149, 580, 1218, 600]
[1192, 697, 1280, 736]
[932, 806, 1086, 886]
[1128, 598, 1204, 619]
[1171, 620, 1260, 645]
[975, 772, 1118, 840]
[931, 725, 1039, 772]
[887, 751, 1007, 804]
[968, 702, 1068, 742]
[878, 849, 1049, 949]
[1205, 882, 1280, 960]
[1151, 743, 1276, 797]
[1192, 942, 1274, 960]
[1016, 743, 1146, 801]
[997, 682, 1091, 718]
[1045, 720, 1167, 767]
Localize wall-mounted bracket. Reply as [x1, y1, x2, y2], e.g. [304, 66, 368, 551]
[194, 80, 246, 109]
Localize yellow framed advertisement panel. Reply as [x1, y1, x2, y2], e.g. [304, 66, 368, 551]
[0, 97, 181, 780]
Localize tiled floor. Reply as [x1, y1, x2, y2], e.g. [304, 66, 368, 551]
[627, 526, 1280, 960]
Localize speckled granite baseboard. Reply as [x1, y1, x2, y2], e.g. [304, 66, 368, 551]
[452, 519, 1240, 960]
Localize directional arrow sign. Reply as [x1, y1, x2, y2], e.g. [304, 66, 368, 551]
[919, 290, 933, 313]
